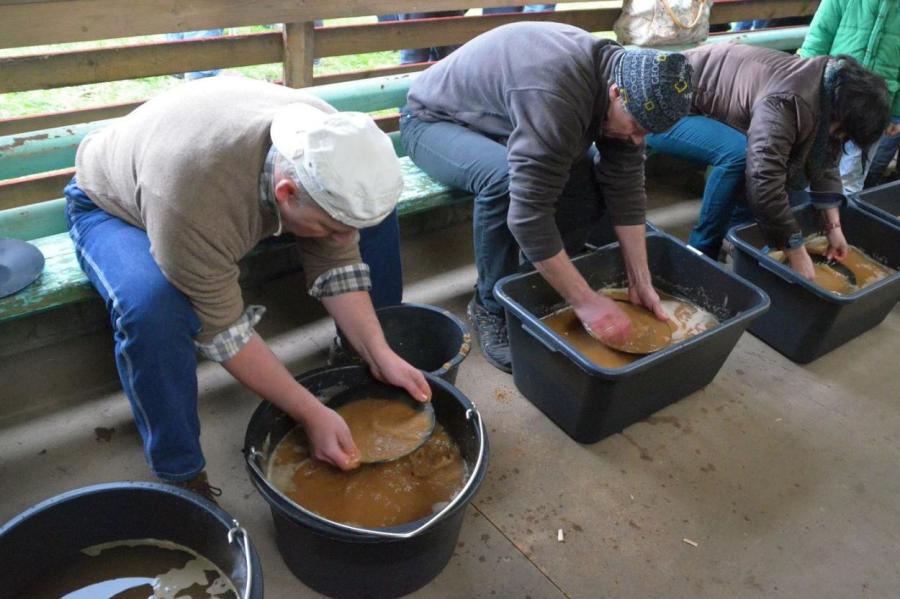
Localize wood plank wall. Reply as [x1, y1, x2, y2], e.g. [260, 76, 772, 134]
[0, 0, 818, 209]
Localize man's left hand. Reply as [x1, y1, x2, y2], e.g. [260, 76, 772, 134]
[825, 227, 849, 261]
[370, 352, 432, 403]
[629, 282, 670, 322]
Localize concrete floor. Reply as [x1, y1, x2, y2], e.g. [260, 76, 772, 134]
[2, 185, 898, 598]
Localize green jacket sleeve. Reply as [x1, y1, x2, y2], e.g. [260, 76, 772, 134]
[798, 0, 844, 58]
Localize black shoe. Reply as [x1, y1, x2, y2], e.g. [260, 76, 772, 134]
[467, 297, 512, 373]
[170, 471, 222, 505]
[327, 335, 362, 367]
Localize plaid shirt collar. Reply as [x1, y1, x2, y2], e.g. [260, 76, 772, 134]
[259, 145, 283, 237]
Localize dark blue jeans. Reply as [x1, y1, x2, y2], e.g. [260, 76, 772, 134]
[65, 178, 401, 481]
[397, 12, 465, 64]
[646, 115, 754, 258]
[400, 113, 603, 315]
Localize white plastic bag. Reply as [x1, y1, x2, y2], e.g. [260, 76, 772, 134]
[613, 0, 711, 47]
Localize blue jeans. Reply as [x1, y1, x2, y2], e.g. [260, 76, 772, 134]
[866, 116, 900, 187]
[165, 30, 224, 79]
[484, 5, 556, 14]
[398, 12, 465, 64]
[65, 178, 401, 481]
[400, 113, 603, 315]
[646, 116, 753, 258]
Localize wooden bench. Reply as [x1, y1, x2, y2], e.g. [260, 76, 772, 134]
[0, 2, 816, 330]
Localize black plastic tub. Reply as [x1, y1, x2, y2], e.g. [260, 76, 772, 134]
[854, 179, 900, 227]
[0, 482, 263, 598]
[243, 365, 488, 599]
[338, 303, 471, 384]
[727, 202, 900, 363]
[494, 232, 770, 444]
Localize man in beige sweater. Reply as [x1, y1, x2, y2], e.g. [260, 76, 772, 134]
[66, 77, 430, 500]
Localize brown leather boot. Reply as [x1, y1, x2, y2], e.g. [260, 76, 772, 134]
[170, 471, 223, 504]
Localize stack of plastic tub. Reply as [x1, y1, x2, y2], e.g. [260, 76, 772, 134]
[727, 202, 900, 363]
[853, 180, 900, 228]
[494, 231, 770, 443]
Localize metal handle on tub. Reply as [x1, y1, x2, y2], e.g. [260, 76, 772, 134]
[246, 406, 485, 540]
[227, 520, 253, 599]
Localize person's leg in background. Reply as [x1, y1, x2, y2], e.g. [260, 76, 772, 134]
[400, 112, 517, 371]
[359, 209, 403, 309]
[523, 4, 556, 12]
[483, 6, 524, 15]
[165, 30, 225, 80]
[646, 116, 749, 259]
[398, 12, 466, 65]
[554, 148, 604, 257]
[64, 179, 209, 490]
[864, 116, 900, 188]
[838, 141, 876, 199]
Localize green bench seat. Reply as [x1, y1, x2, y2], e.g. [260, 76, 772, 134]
[0, 157, 472, 325]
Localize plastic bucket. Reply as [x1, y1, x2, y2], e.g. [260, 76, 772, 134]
[495, 231, 770, 443]
[339, 303, 471, 384]
[727, 202, 900, 363]
[0, 482, 263, 598]
[243, 365, 488, 599]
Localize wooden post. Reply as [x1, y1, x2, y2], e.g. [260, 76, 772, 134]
[283, 21, 315, 88]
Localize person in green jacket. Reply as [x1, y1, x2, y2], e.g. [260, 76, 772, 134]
[800, 0, 900, 195]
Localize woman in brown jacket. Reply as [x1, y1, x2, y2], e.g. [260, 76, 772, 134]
[647, 44, 890, 278]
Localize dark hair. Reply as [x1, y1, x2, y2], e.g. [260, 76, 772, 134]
[831, 55, 891, 151]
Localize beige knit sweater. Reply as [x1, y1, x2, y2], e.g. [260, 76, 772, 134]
[76, 77, 362, 342]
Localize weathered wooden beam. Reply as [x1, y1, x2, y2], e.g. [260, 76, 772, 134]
[312, 63, 427, 87]
[0, 167, 74, 210]
[0, 33, 282, 93]
[315, 9, 618, 56]
[0, 102, 141, 138]
[0, 0, 817, 50]
[709, 0, 818, 24]
[283, 22, 315, 89]
[0, 0, 575, 49]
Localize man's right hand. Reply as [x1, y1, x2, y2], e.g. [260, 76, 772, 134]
[303, 404, 361, 471]
[575, 292, 632, 347]
[785, 245, 816, 281]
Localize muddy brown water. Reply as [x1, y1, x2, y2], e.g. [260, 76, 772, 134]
[770, 236, 895, 296]
[541, 289, 719, 368]
[20, 539, 237, 598]
[267, 422, 467, 528]
[337, 398, 433, 464]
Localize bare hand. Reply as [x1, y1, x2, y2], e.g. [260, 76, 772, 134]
[825, 228, 848, 261]
[886, 122, 900, 137]
[576, 292, 632, 346]
[303, 405, 361, 470]
[369, 351, 432, 403]
[786, 246, 816, 281]
[628, 282, 670, 321]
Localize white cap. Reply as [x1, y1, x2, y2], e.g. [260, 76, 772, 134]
[270, 102, 404, 228]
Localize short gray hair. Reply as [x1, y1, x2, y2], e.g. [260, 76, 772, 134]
[274, 151, 316, 205]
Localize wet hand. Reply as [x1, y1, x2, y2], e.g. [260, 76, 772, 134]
[576, 292, 632, 346]
[304, 405, 361, 470]
[825, 228, 848, 261]
[370, 352, 432, 403]
[628, 282, 670, 322]
[786, 246, 816, 281]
